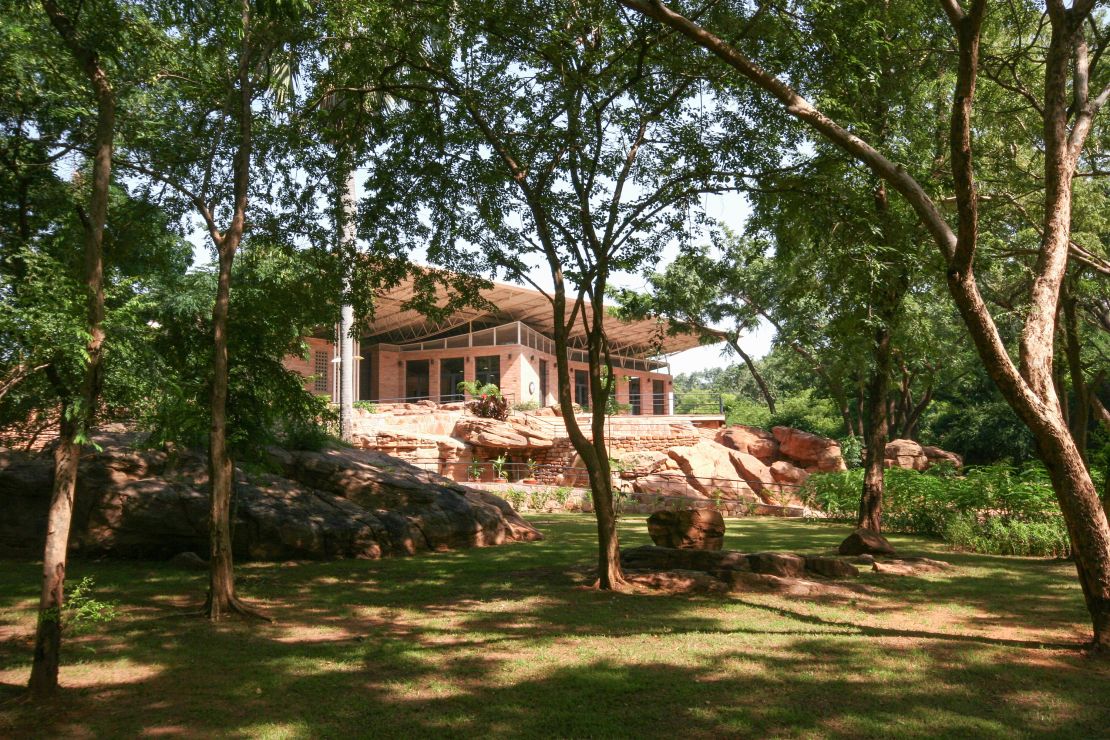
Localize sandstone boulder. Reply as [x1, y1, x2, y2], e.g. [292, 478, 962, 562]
[0, 436, 542, 561]
[769, 460, 808, 488]
[746, 551, 806, 578]
[614, 450, 670, 478]
[647, 509, 725, 550]
[620, 545, 749, 573]
[453, 417, 553, 449]
[838, 528, 896, 557]
[623, 569, 729, 594]
[727, 450, 775, 497]
[922, 445, 963, 470]
[884, 439, 928, 471]
[804, 556, 860, 578]
[631, 470, 704, 498]
[667, 440, 756, 500]
[715, 425, 779, 464]
[772, 427, 846, 472]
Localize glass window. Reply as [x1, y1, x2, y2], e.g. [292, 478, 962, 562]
[313, 351, 328, 392]
[574, 369, 589, 408]
[475, 355, 500, 388]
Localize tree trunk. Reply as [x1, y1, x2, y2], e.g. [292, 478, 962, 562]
[858, 322, 893, 532]
[549, 280, 624, 589]
[206, 241, 238, 619]
[338, 167, 357, 442]
[28, 416, 79, 697]
[727, 336, 775, 413]
[1038, 424, 1110, 651]
[1062, 280, 1088, 459]
[29, 0, 113, 696]
[203, 0, 265, 621]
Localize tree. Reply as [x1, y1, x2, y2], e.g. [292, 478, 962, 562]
[25, 0, 117, 696]
[364, 0, 779, 587]
[122, 0, 311, 620]
[619, 0, 1110, 649]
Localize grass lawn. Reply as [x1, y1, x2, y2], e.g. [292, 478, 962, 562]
[1, 514, 1108, 738]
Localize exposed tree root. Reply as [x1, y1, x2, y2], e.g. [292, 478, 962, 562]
[202, 592, 273, 623]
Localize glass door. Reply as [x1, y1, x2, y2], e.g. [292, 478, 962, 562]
[405, 359, 430, 400]
[440, 358, 465, 402]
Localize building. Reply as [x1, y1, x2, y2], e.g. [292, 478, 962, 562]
[285, 277, 703, 415]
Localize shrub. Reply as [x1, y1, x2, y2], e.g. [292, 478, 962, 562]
[528, 488, 551, 510]
[551, 486, 573, 508]
[502, 487, 526, 510]
[803, 462, 1068, 557]
[458, 381, 510, 420]
[839, 435, 863, 469]
[353, 400, 378, 413]
[512, 400, 540, 412]
[64, 577, 119, 635]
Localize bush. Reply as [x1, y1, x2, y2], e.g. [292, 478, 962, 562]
[803, 463, 1069, 557]
[512, 400, 540, 412]
[458, 381, 510, 420]
[353, 400, 378, 413]
[768, 389, 843, 438]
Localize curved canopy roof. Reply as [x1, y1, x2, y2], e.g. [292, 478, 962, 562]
[361, 276, 702, 358]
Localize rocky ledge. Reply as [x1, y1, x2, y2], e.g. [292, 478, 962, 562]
[0, 432, 542, 561]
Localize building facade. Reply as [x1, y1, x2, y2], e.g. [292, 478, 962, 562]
[285, 278, 699, 416]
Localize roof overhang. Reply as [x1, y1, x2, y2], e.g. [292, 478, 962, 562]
[359, 275, 702, 358]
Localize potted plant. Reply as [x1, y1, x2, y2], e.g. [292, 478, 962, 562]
[521, 457, 540, 484]
[491, 454, 509, 483]
[468, 458, 483, 482]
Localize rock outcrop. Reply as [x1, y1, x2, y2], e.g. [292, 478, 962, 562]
[838, 528, 896, 557]
[666, 441, 758, 500]
[647, 509, 725, 550]
[772, 426, 847, 473]
[620, 544, 860, 585]
[885, 439, 963, 471]
[715, 425, 779, 464]
[0, 434, 542, 561]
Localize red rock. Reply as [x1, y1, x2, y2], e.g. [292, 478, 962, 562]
[772, 426, 846, 472]
[804, 556, 860, 578]
[884, 438, 928, 471]
[727, 449, 774, 494]
[632, 470, 704, 498]
[666, 440, 756, 500]
[922, 445, 963, 469]
[716, 425, 779, 464]
[746, 552, 806, 577]
[838, 528, 896, 556]
[647, 509, 725, 550]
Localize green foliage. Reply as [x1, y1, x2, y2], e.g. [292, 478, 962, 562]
[943, 513, 1071, 559]
[501, 487, 526, 510]
[723, 396, 772, 428]
[804, 464, 1069, 557]
[458, 381, 509, 421]
[839, 435, 863, 469]
[551, 486, 573, 509]
[467, 458, 483, 481]
[63, 576, 119, 636]
[512, 400, 540, 412]
[491, 454, 508, 482]
[767, 389, 843, 438]
[527, 488, 550, 510]
[353, 400, 378, 413]
[141, 245, 338, 460]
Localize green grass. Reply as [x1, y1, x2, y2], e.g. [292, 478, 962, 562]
[2, 515, 1108, 738]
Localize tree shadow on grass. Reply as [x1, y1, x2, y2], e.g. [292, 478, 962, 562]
[1, 514, 1107, 737]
